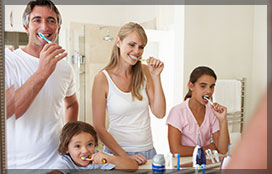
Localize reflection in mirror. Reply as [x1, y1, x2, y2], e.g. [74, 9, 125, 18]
[5, 82, 16, 168]
[4, 32, 27, 50]
[59, 5, 267, 157]
[3, 3, 267, 169]
[4, 2, 79, 169]
[71, 24, 120, 150]
[83, 24, 119, 128]
[69, 23, 86, 122]
[67, 19, 184, 154]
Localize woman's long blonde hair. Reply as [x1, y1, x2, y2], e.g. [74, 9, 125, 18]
[104, 22, 147, 100]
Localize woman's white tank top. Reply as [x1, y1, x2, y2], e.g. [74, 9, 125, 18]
[103, 70, 153, 152]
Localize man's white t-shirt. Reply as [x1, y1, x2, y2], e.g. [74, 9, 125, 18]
[5, 48, 76, 169]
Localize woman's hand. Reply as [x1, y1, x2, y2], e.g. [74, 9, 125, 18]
[129, 154, 147, 165]
[211, 103, 227, 122]
[147, 57, 164, 77]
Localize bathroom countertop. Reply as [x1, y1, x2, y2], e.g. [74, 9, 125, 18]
[138, 154, 224, 171]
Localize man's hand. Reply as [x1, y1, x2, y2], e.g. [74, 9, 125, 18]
[37, 43, 67, 79]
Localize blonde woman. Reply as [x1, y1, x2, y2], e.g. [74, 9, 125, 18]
[92, 22, 166, 165]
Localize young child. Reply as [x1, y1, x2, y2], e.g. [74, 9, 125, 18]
[51, 121, 138, 171]
[167, 66, 230, 157]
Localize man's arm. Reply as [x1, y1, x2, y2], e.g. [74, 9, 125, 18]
[11, 71, 49, 119]
[64, 93, 78, 123]
[5, 86, 15, 119]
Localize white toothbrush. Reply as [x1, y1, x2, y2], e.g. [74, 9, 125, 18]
[203, 96, 214, 105]
[167, 152, 173, 169]
[212, 150, 220, 163]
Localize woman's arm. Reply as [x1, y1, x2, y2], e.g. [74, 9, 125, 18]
[144, 58, 166, 118]
[211, 103, 230, 154]
[92, 72, 128, 157]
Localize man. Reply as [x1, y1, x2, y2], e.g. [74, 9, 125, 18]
[5, 0, 78, 169]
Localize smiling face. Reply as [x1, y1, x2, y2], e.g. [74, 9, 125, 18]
[116, 31, 145, 65]
[189, 74, 216, 105]
[66, 132, 96, 167]
[24, 5, 60, 48]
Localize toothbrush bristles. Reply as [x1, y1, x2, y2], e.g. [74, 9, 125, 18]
[203, 96, 213, 105]
[203, 96, 208, 100]
[81, 157, 92, 161]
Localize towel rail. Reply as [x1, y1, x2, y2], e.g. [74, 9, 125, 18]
[226, 78, 246, 133]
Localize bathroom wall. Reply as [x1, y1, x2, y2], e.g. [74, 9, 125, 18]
[183, 5, 267, 125]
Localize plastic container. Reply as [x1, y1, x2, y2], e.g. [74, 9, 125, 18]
[152, 154, 165, 173]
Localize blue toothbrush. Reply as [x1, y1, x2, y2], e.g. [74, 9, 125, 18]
[38, 33, 52, 43]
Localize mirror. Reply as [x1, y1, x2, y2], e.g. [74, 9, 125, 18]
[3, 1, 267, 169]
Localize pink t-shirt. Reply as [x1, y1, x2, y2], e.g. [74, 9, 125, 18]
[166, 98, 220, 147]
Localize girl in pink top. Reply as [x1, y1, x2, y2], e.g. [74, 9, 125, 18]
[167, 66, 230, 156]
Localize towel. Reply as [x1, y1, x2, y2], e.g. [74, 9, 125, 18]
[213, 79, 242, 113]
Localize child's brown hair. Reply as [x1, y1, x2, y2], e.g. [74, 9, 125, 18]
[58, 121, 98, 155]
[184, 66, 217, 101]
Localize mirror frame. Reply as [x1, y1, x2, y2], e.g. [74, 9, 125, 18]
[1, 0, 5, 172]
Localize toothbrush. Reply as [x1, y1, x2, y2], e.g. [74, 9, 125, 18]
[202, 96, 214, 105]
[192, 133, 200, 168]
[38, 32, 52, 43]
[207, 149, 215, 163]
[130, 55, 149, 63]
[174, 153, 180, 170]
[212, 150, 220, 163]
[227, 144, 231, 156]
[81, 156, 107, 163]
[168, 152, 173, 169]
[81, 156, 92, 161]
[205, 150, 210, 158]
[139, 59, 150, 63]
